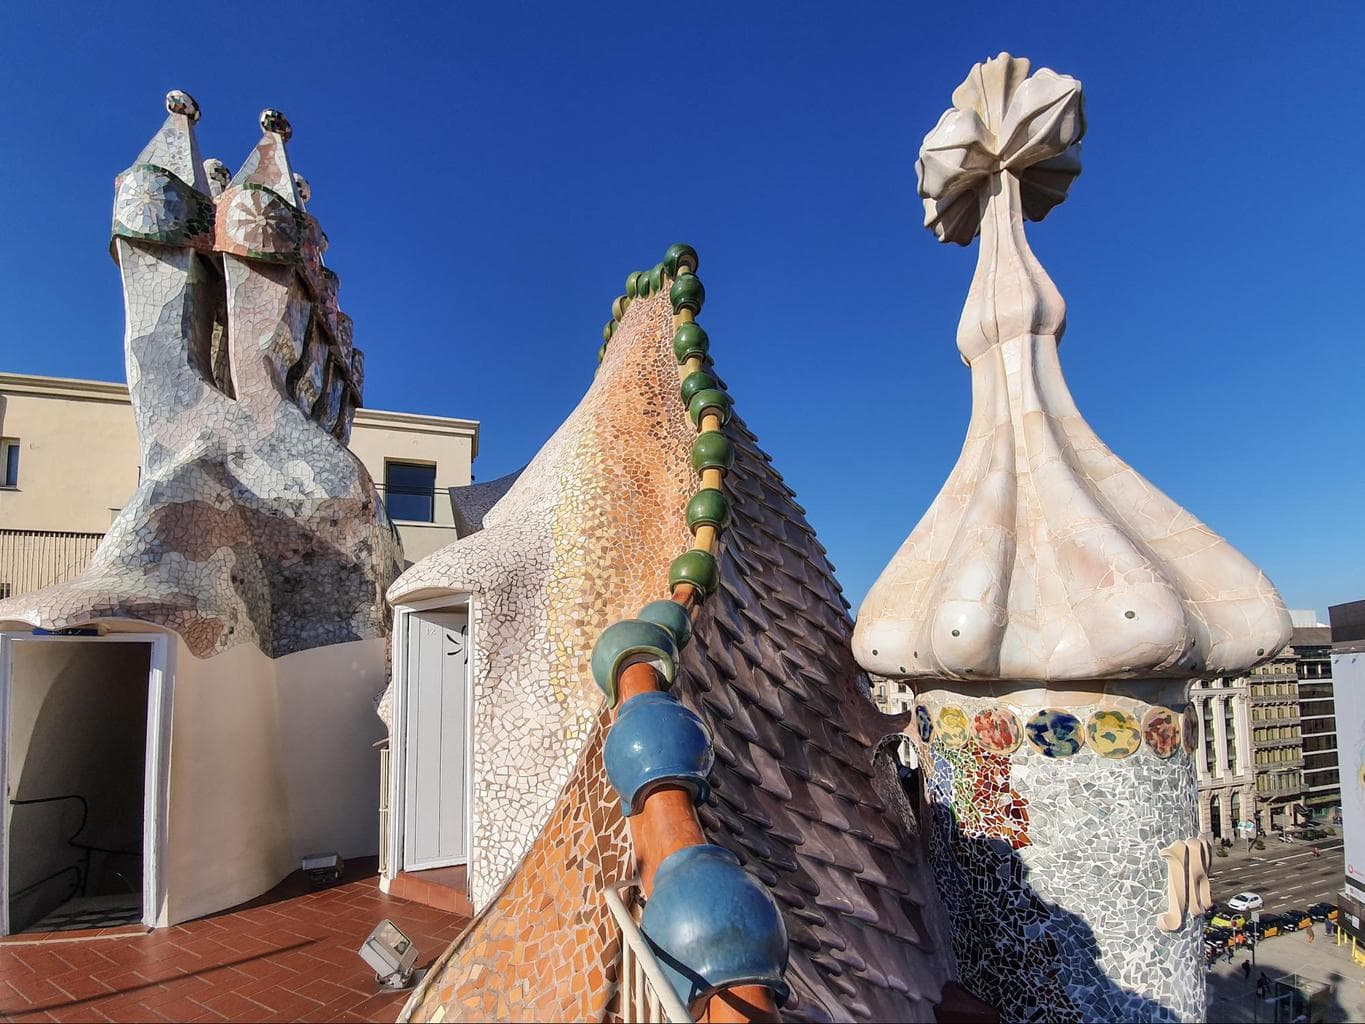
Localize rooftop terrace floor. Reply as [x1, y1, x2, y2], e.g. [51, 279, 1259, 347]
[0, 859, 470, 1023]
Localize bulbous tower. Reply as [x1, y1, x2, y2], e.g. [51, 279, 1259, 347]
[852, 53, 1290, 1022]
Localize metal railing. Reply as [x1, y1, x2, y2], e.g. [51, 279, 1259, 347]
[0, 529, 104, 596]
[603, 879, 692, 1024]
[377, 744, 391, 877]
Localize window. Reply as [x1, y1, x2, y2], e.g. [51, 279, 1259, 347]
[1, 439, 18, 487]
[384, 461, 436, 522]
[1202, 701, 1215, 774]
[0, 583, 9, 600]
[1225, 699, 1237, 772]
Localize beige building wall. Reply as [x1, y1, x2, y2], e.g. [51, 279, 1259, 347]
[0, 373, 479, 591]
[0, 376, 139, 534]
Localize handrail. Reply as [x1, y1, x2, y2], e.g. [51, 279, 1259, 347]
[9, 864, 82, 905]
[11, 794, 90, 846]
[603, 879, 693, 1024]
[8, 794, 142, 912]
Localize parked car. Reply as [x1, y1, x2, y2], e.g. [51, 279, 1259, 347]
[1251, 914, 1286, 938]
[1284, 909, 1314, 931]
[1211, 910, 1247, 929]
[1228, 892, 1264, 912]
[1308, 902, 1339, 922]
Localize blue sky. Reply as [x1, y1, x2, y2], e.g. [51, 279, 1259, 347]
[2, 2, 1361, 616]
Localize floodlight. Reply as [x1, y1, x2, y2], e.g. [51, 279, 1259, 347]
[360, 919, 419, 989]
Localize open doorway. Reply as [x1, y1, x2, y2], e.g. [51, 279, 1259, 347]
[2, 635, 165, 934]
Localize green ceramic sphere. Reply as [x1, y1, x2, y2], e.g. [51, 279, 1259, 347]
[663, 243, 699, 277]
[672, 322, 710, 364]
[647, 265, 664, 295]
[612, 294, 630, 321]
[688, 388, 732, 427]
[602, 320, 615, 343]
[638, 598, 693, 649]
[691, 431, 734, 474]
[626, 271, 642, 299]
[679, 370, 717, 407]
[669, 273, 706, 315]
[597, 343, 607, 364]
[685, 488, 731, 533]
[669, 549, 719, 597]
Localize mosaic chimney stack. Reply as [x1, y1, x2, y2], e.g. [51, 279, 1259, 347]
[0, 91, 400, 658]
[852, 54, 1292, 1022]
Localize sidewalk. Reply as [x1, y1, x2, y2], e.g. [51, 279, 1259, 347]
[1206, 927, 1365, 1022]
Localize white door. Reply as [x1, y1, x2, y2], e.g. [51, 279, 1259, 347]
[402, 611, 468, 870]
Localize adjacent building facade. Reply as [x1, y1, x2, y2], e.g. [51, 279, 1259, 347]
[1190, 674, 1257, 838]
[1296, 625, 1341, 821]
[0, 372, 480, 597]
[870, 675, 914, 716]
[1189, 614, 1340, 837]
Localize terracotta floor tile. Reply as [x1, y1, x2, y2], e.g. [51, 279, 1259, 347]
[0, 864, 468, 1023]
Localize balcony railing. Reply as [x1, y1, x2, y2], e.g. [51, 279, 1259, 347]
[1252, 733, 1302, 749]
[603, 879, 692, 1024]
[0, 529, 103, 598]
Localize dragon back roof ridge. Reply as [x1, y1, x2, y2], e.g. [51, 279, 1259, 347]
[398, 247, 959, 1022]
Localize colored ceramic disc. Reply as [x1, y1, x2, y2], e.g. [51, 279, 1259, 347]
[1024, 708, 1084, 758]
[1088, 709, 1142, 760]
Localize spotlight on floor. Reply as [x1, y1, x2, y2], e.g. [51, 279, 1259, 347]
[360, 919, 420, 989]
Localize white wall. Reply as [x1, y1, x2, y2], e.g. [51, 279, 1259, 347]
[5, 640, 149, 930]
[163, 639, 292, 924]
[163, 635, 387, 924]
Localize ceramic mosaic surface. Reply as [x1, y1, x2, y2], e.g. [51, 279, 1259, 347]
[849, 51, 1296, 1024]
[916, 692, 1203, 1023]
[853, 54, 1291, 683]
[0, 95, 400, 657]
[385, 287, 696, 908]
[404, 266, 959, 1022]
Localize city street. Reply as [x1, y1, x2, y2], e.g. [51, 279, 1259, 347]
[1210, 831, 1345, 916]
[1206, 928, 1365, 1023]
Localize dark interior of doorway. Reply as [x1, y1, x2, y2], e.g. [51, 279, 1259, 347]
[7, 640, 150, 933]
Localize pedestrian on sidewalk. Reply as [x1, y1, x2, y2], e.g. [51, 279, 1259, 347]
[1242, 960, 1252, 980]
[1305, 921, 1316, 943]
[1257, 971, 1269, 999]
